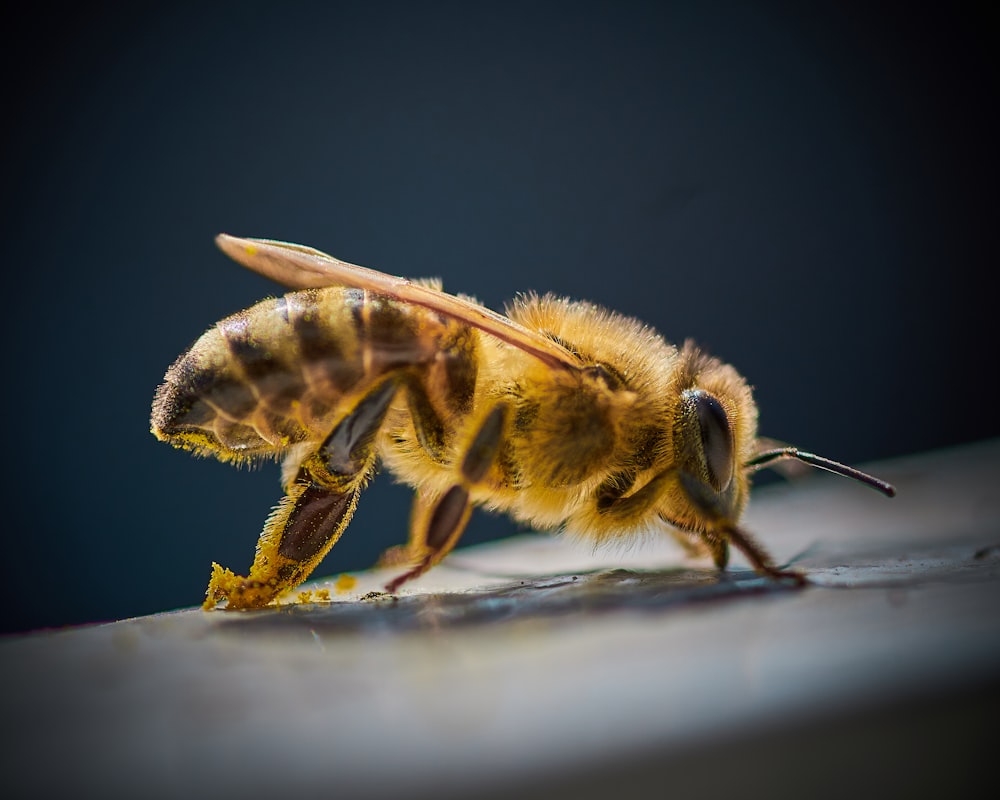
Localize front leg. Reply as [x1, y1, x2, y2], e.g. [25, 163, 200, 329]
[597, 467, 803, 584]
[675, 470, 805, 584]
[205, 378, 400, 609]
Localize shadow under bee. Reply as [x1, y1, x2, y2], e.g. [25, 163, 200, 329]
[206, 567, 804, 637]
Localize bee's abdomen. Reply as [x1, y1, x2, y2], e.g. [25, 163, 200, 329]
[151, 287, 442, 460]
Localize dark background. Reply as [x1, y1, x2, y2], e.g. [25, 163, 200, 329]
[2, 1, 995, 634]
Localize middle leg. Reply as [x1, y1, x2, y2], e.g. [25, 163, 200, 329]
[384, 401, 510, 592]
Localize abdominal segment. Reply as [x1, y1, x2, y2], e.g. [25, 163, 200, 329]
[151, 287, 444, 461]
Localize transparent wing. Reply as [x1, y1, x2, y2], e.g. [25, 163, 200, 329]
[216, 234, 580, 371]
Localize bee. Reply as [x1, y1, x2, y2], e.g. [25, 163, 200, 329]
[151, 235, 895, 610]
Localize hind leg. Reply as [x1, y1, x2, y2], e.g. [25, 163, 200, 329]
[205, 378, 400, 610]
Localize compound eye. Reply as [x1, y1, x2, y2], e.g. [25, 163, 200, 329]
[686, 390, 734, 492]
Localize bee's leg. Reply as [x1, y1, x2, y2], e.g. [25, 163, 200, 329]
[375, 370, 472, 566]
[402, 375, 449, 463]
[596, 468, 677, 521]
[205, 378, 400, 610]
[376, 490, 435, 567]
[717, 523, 806, 585]
[661, 524, 715, 561]
[599, 469, 721, 555]
[676, 470, 805, 584]
[700, 531, 730, 570]
[385, 402, 509, 592]
[599, 469, 799, 582]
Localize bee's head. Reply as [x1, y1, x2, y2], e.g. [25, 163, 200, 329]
[671, 387, 747, 525]
[663, 342, 757, 526]
[662, 343, 893, 581]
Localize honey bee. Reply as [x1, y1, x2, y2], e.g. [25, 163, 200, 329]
[151, 235, 895, 610]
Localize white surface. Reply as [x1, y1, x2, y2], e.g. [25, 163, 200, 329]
[1, 440, 998, 799]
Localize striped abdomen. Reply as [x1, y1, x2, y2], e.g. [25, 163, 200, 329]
[151, 287, 463, 461]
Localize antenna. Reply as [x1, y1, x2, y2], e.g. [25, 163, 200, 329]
[745, 447, 896, 498]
